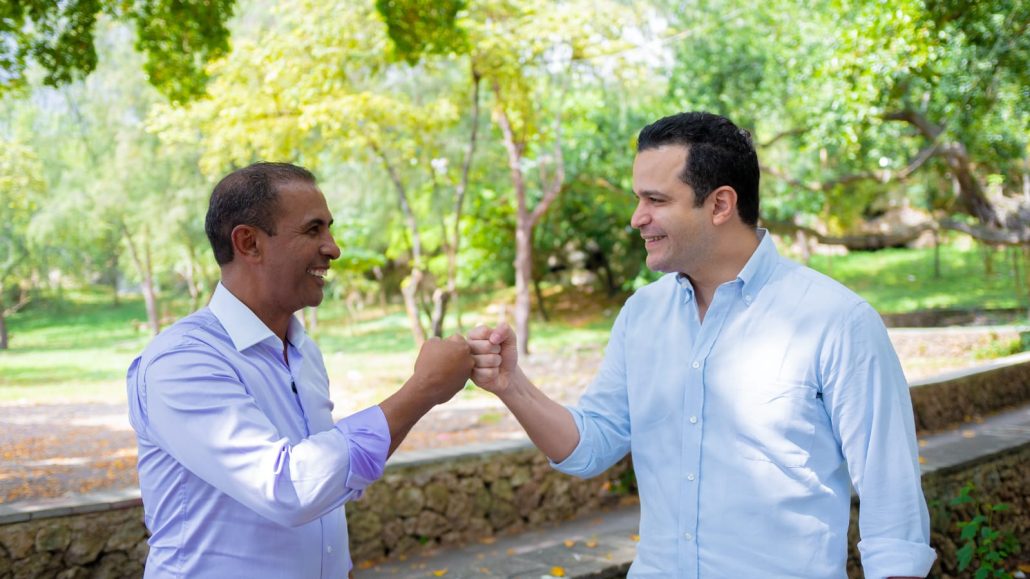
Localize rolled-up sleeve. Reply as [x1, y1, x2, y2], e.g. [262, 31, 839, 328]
[822, 302, 937, 577]
[335, 405, 390, 491]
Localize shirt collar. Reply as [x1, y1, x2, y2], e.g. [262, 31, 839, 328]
[735, 228, 778, 305]
[208, 283, 309, 352]
[675, 228, 778, 306]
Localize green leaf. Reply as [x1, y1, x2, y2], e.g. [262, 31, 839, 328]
[956, 542, 974, 570]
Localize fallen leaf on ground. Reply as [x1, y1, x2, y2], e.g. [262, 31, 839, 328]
[432, 569, 448, 576]
[550, 566, 566, 577]
[563, 539, 576, 548]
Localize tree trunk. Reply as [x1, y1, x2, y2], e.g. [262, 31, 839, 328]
[532, 273, 550, 322]
[514, 222, 534, 356]
[0, 308, 7, 350]
[372, 143, 427, 347]
[400, 270, 426, 345]
[492, 82, 566, 357]
[430, 288, 449, 338]
[122, 221, 160, 336]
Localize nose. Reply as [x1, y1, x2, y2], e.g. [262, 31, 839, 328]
[323, 232, 342, 260]
[630, 200, 649, 230]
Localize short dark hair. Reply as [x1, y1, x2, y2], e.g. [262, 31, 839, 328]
[205, 162, 316, 265]
[637, 112, 760, 227]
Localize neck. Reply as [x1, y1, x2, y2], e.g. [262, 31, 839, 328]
[686, 227, 761, 313]
[221, 269, 291, 342]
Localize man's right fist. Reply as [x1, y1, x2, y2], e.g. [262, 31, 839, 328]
[412, 334, 473, 405]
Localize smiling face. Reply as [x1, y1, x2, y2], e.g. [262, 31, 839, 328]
[631, 144, 714, 276]
[256, 180, 341, 319]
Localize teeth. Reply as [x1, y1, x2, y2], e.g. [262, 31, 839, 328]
[307, 268, 327, 278]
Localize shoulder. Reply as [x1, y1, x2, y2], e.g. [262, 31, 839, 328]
[137, 308, 230, 367]
[772, 257, 868, 316]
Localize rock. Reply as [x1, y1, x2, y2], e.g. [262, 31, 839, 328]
[350, 537, 384, 563]
[92, 552, 128, 579]
[0, 525, 34, 559]
[414, 511, 450, 538]
[472, 486, 492, 517]
[488, 500, 517, 531]
[514, 479, 543, 517]
[380, 520, 405, 550]
[393, 486, 425, 517]
[390, 536, 421, 557]
[56, 567, 90, 579]
[347, 510, 382, 543]
[444, 491, 474, 524]
[461, 517, 492, 544]
[35, 525, 71, 553]
[0, 544, 11, 575]
[12, 552, 56, 579]
[423, 482, 450, 514]
[105, 519, 146, 552]
[491, 479, 514, 501]
[64, 530, 107, 566]
[509, 465, 532, 487]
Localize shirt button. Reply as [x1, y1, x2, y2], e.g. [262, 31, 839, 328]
[691, 361, 700, 369]
[745, 294, 753, 304]
[326, 545, 333, 554]
[689, 416, 698, 424]
[684, 532, 694, 541]
[687, 473, 696, 481]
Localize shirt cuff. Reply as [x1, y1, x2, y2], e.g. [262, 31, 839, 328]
[858, 537, 937, 579]
[548, 406, 591, 474]
[335, 406, 390, 491]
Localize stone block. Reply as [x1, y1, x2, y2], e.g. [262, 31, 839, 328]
[347, 510, 382, 543]
[380, 519, 405, 550]
[393, 486, 424, 517]
[63, 530, 107, 566]
[35, 525, 71, 553]
[104, 519, 146, 552]
[423, 483, 449, 514]
[414, 511, 450, 538]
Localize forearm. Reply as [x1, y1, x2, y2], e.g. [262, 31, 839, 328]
[378, 376, 438, 456]
[497, 367, 579, 462]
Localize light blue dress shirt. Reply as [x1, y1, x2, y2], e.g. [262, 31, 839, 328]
[554, 230, 936, 578]
[127, 283, 390, 578]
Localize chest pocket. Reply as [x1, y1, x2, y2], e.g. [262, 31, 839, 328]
[734, 380, 825, 468]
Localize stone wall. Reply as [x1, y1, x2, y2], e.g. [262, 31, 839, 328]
[0, 504, 145, 579]
[0, 441, 632, 578]
[846, 442, 1030, 578]
[910, 353, 1030, 432]
[345, 440, 633, 563]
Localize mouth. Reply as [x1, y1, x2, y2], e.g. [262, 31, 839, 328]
[306, 268, 328, 282]
[642, 235, 667, 246]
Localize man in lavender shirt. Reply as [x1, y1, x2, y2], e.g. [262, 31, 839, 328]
[127, 162, 473, 578]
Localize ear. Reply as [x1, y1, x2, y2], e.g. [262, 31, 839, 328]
[230, 225, 263, 263]
[709, 186, 739, 226]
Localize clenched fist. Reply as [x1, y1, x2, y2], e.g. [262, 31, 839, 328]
[411, 334, 474, 405]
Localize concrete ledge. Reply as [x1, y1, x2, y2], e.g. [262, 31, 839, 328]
[911, 352, 1030, 433]
[0, 487, 141, 525]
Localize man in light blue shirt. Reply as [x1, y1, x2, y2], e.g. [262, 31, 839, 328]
[127, 162, 473, 578]
[469, 112, 936, 578]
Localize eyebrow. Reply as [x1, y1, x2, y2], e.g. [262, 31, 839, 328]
[302, 217, 333, 229]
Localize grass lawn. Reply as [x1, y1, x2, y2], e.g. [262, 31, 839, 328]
[2, 239, 1027, 405]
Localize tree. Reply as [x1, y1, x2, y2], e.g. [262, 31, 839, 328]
[150, 0, 486, 345]
[1, 0, 235, 102]
[0, 139, 46, 349]
[465, 0, 646, 355]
